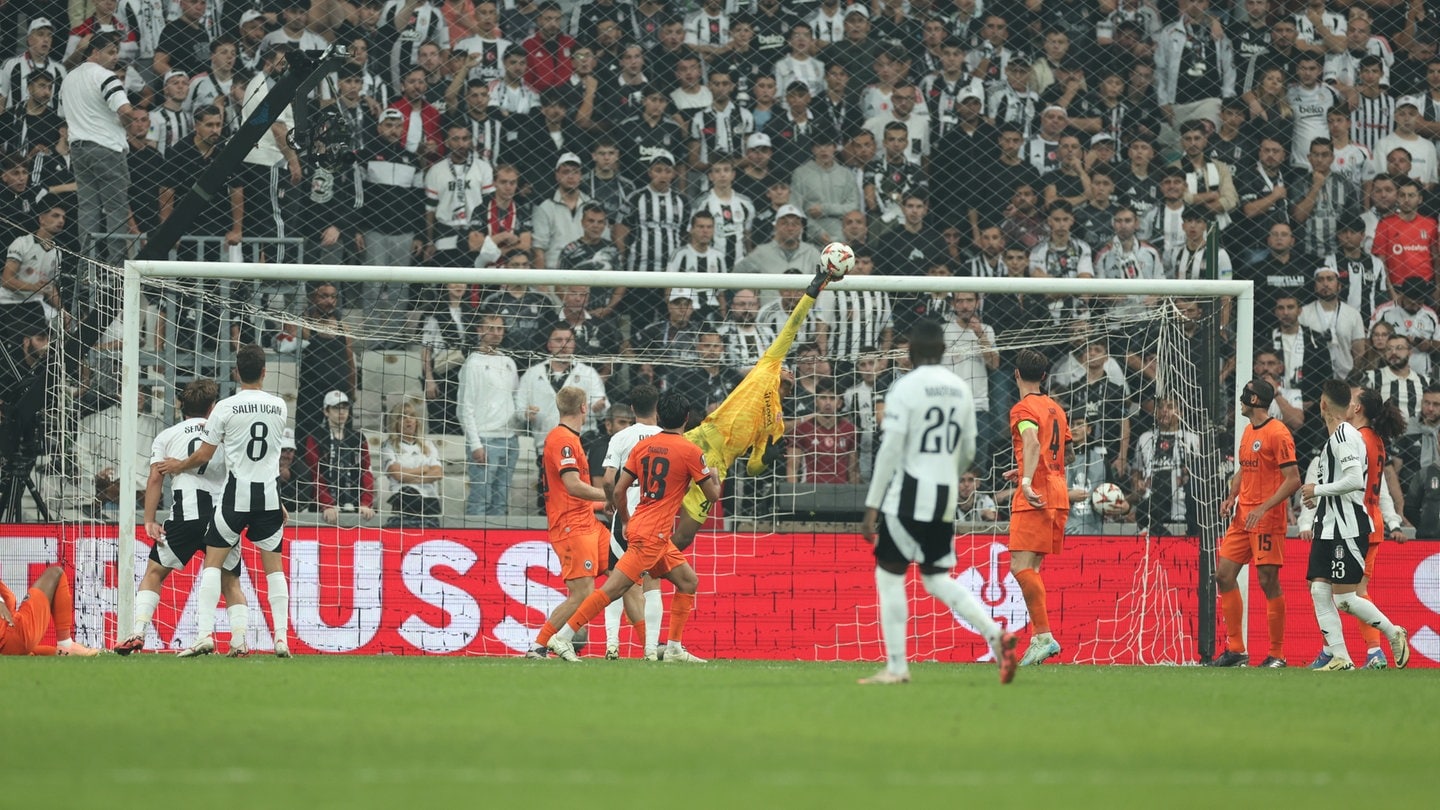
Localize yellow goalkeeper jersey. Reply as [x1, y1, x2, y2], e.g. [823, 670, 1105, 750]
[680, 290, 819, 523]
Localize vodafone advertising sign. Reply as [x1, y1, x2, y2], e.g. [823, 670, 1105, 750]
[2, 525, 1436, 666]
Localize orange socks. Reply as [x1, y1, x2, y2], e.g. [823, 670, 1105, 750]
[1355, 596, 1384, 648]
[1014, 570, 1050, 636]
[1219, 589, 1245, 653]
[566, 590, 613, 632]
[52, 572, 74, 643]
[668, 593, 695, 643]
[1266, 595, 1285, 659]
[535, 621, 559, 646]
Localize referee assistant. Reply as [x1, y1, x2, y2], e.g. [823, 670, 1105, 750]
[59, 31, 132, 266]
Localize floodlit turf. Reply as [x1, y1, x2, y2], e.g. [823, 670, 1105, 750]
[9, 656, 1437, 809]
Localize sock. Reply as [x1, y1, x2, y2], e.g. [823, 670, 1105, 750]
[1336, 591, 1396, 636]
[1266, 595, 1285, 660]
[51, 571, 74, 644]
[1354, 596, 1385, 649]
[633, 620, 646, 647]
[604, 598, 624, 647]
[565, 590, 613, 633]
[133, 589, 161, 637]
[195, 567, 222, 640]
[922, 572, 1000, 644]
[875, 568, 910, 676]
[1014, 569, 1050, 636]
[1219, 589, 1245, 653]
[535, 620, 559, 647]
[1310, 580, 1347, 660]
[228, 604, 248, 647]
[667, 592, 695, 646]
[267, 571, 289, 644]
[644, 588, 663, 649]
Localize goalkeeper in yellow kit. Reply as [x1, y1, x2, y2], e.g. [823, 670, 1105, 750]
[671, 264, 833, 550]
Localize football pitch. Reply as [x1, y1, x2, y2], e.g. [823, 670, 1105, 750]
[10, 657, 1436, 808]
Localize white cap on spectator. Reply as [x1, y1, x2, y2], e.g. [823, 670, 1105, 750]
[1042, 104, 1068, 116]
[324, 390, 350, 408]
[555, 152, 582, 168]
[380, 108, 404, 121]
[746, 133, 772, 150]
[1089, 132, 1115, 146]
[845, 5, 869, 17]
[1313, 266, 1339, 277]
[162, 70, 189, 84]
[648, 149, 676, 165]
[775, 203, 806, 221]
[956, 88, 983, 104]
[29, 18, 53, 32]
[669, 288, 696, 303]
[280, 429, 297, 450]
[240, 10, 265, 25]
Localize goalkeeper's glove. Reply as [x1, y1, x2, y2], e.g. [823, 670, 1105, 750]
[747, 436, 786, 475]
[804, 266, 829, 298]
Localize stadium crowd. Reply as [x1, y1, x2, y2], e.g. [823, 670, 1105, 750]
[8, 0, 1440, 533]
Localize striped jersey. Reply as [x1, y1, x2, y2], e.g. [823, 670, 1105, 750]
[147, 106, 191, 155]
[689, 102, 754, 168]
[665, 244, 728, 315]
[1348, 91, 1395, 155]
[151, 417, 227, 522]
[827, 289, 892, 360]
[1310, 420, 1371, 541]
[622, 185, 689, 272]
[866, 363, 978, 523]
[203, 388, 288, 512]
[692, 189, 755, 268]
[1360, 366, 1429, 421]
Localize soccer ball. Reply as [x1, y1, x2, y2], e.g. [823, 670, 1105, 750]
[820, 241, 855, 281]
[1091, 482, 1124, 511]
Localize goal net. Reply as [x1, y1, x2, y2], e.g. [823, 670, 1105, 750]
[19, 257, 1248, 663]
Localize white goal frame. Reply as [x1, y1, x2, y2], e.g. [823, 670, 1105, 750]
[117, 259, 1255, 638]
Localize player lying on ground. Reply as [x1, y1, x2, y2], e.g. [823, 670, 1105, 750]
[548, 392, 723, 663]
[0, 565, 99, 656]
[671, 263, 833, 550]
[859, 320, 1019, 685]
[116, 379, 249, 656]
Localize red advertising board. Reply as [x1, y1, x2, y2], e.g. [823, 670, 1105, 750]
[2, 525, 1436, 666]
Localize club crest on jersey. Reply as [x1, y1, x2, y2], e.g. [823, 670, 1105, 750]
[1251, 440, 1262, 452]
[584, 560, 593, 570]
[1334, 545, 1344, 560]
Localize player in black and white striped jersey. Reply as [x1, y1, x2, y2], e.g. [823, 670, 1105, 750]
[160, 345, 292, 659]
[1342, 58, 1394, 156]
[1298, 380, 1409, 670]
[858, 320, 1018, 685]
[114, 379, 249, 657]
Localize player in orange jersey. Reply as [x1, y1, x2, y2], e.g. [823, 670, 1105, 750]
[0, 565, 99, 656]
[1346, 387, 1411, 669]
[1212, 378, 1301, 668]
[1006, 349, 1072, 666]
[529, 386, 613, 661]
[547, 392, 722, 663]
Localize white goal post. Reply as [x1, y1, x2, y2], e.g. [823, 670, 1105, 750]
[116, 259, 1255, 653]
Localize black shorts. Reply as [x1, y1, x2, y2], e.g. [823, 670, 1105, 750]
[206, 505, 285, 553]
[152, 518, 242, 574]
[875, 512, 956, 569]
[1306, 535, 1368, 585]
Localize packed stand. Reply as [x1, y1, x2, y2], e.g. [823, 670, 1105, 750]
[7, 0, 1440, 533]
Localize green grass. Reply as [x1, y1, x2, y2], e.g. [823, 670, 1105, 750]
[9, 657, 1437, 808]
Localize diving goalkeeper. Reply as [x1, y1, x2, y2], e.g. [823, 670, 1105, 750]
[670, 264, 833, 550]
